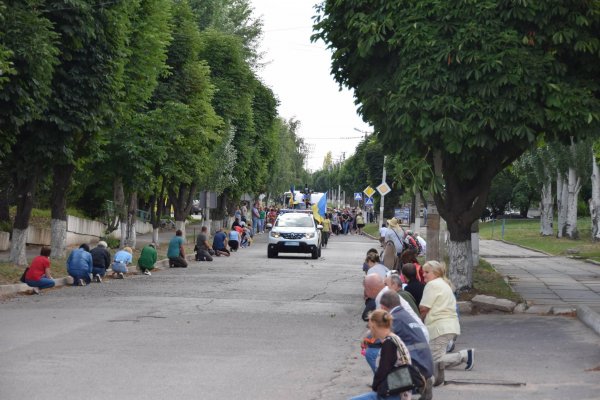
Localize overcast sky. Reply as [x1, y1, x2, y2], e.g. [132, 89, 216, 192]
[251, 0, 372, 171]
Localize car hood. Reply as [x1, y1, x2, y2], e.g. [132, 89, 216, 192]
[272, 227, 316, 233]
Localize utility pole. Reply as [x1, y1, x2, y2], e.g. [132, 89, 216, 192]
[379, 155, 387, 231]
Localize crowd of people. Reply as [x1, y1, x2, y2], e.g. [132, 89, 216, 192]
[352, 218, 474, 400]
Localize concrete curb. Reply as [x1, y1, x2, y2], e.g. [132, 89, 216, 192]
[577, 305, 600, 336]
[583, 258, 600, 266]
[0, 255, 195, 299]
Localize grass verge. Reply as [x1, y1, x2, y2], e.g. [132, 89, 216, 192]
[468, 258, 522, 303]
[479, 217, 600, 261]
[363, 223, 379, 237]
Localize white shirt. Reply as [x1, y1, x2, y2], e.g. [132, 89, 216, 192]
[384, 227, 404, 254]
[379, 226, 388, 238]
[416, 236, 427, 256]
[375, 286, 429, 342]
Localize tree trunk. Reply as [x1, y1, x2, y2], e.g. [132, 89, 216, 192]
[175, 220, 186, 240]
[50, 164, 75, 259]
[119, 221, 127, 249]
[471, 221, 479, 268]
[565, 165, 581, 239]
[10, 173, 38, 265]
[152, 227, 160, 246]
[447, 239, 473, 291]
[556, 171, 568, 238]
[590, 154, 600, 241]
[0, 179, 11, 224]
[168, 181, 198, 240]
[540, 172, 554, 236]
[125, 191, 137, 248]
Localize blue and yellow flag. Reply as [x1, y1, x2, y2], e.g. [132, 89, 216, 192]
[312, 192, 327, 224]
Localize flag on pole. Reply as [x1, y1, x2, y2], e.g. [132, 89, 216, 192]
[312, 192, 327, 224]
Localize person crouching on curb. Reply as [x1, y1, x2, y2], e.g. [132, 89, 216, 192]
[350, 309, 414, 400]
[112, 247, 133, 279]
[90, 241, 111, 283]
[138, 243, 157, 275]
[67, 244, 93, 286]
[23, 246, 55, 294]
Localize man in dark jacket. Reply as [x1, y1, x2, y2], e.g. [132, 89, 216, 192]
[380, 290, 434, 400]
[90, 241, 111, 283]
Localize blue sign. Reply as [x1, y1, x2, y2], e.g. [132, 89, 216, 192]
[365, 197, 374, 206]
[354, 192, 363, 201]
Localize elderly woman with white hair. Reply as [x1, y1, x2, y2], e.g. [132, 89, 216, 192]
[90, 241, 111, 283]
[420, 261, 474, 385]
[112, 247, 133, 279]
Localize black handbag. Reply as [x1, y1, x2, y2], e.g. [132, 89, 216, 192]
[20, 268, 29, 283]
[377, 335, 425, 396]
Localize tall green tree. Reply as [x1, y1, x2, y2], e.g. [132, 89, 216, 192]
[314, 0, 600, 289]
[152, 0, 222, 235]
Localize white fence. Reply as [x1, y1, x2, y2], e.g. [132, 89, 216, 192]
[0, 216, 154, 248]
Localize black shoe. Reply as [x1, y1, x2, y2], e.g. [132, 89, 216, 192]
[465, 348, 475, 371]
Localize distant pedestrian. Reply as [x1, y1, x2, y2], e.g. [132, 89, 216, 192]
[259, 206, 266, 233]
[356, 209, 365, 235]
[252, 202, 260, 234]
[112, 247, 133, 279]
[321, 213, 332, 247]
[167, 230, 188, 268]
[385, 218, 405, 257]
[138, 243, 158, 275]
[90, 241, 111, 283]
[195, 226, 214, 261]
[67, 244, 93, 286]
[23, 246, 55, 294]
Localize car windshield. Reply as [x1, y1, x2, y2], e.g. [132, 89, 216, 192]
[275, 214, 314, 228]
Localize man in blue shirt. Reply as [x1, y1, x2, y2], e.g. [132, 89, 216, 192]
[67, 243, 93, 286]
[212, 228, 230, 256]
[167, 230, 187, 268]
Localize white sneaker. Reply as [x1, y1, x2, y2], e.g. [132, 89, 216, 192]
[31, 287, 40, 295]
[143, 270, 151, 276]
[79, 279, 86, 286]
[118, 272, 124, 279]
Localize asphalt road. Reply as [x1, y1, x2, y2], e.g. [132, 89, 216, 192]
[1, 234, 599, 400]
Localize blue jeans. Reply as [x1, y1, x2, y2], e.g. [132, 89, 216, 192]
[365, 346, 381, 373]
[349, 392, 401, 400]
[112, 262, 127, 273]
[69, 270, 91, 285]
[92, 267, 106, 277]
[252, 218, 259, 235]
[25, 278, 55, 290]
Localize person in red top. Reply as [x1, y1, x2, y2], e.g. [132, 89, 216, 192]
[24, 246, 55, 294]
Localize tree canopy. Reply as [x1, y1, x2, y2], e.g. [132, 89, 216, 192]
[314, 0, 600, 289]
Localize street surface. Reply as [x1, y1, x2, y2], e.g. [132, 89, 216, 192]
[1, 234, 599, 399]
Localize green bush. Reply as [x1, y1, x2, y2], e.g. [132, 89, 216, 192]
[101, 236, 120, 249]
[578, 199, 590, 217]
[0, 220, 12, 233]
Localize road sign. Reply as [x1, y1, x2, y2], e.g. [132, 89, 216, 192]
[354, 192, 363, 201]
[377, 182, 391, 196]
[363, 185, 375, 198]
[365, 197, 374, 206]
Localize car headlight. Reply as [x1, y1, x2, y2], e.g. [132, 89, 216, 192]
[304, 232, 315, 239]
[271, 231, 280, 238]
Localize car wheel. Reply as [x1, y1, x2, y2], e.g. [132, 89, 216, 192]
[317, 246, 322, 258]
[268, 248, 277, 258]
[311, 248, 319, 259]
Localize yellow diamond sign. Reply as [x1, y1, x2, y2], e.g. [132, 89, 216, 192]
[363, 185, 375, 198]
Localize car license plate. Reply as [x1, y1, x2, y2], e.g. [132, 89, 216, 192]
[285, 241, 300, 246]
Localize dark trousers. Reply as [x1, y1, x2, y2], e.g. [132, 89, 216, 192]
[169, 256, 188, 268]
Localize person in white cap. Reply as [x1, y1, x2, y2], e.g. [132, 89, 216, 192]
[90, 241, 111, 283]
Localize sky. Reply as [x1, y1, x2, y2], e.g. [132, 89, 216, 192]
[251, 0, 372, 172]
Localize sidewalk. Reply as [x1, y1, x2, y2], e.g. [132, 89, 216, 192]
[480, 240, 600, 315]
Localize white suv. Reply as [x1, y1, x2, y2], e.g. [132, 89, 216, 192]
[267, 211, 322, 259]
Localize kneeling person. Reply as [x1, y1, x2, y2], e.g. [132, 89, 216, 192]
[138, 243, 157, 275]
[195, 226, 214, 261]
[112, 247, 132, 278]
[212, 228, 230, 256]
